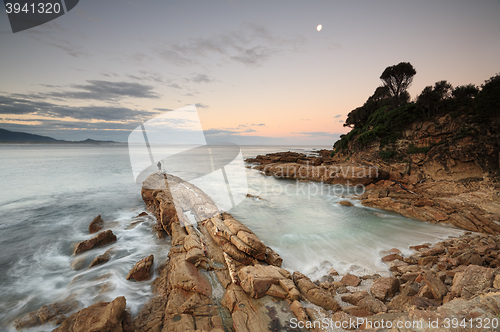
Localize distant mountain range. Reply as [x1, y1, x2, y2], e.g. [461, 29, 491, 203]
[0, 128, 118, 144]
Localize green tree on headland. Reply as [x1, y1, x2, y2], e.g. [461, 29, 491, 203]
[334, 68, 500, 158]
[380, 62, 417, 105]
[343, 62, 415, 129]
[417, 80, 453, 118]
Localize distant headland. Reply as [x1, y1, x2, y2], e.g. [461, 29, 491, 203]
[0, 128, 120, 144]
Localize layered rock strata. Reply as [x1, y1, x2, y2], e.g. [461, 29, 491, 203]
[134, 172, 342, 331]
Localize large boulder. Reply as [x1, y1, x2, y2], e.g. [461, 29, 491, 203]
[73, 230, 117, 255]
[341, 274, 361, 287]
[357, 296, 388, 314]
[370, 277, 399, 301]
[126, 255, 154, 282]
[423, 272, 448, 300]
[237, 265, 287, 299]
[450, 265, 496, 299]
[53, 296, 133, 332]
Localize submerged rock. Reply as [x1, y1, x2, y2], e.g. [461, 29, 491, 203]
[88, 250, 112, 269]
[14, 299, 80, 330]
[73, 230, 117, 255]
[88, 215, 105, 234]
[53, 296, 132, 332]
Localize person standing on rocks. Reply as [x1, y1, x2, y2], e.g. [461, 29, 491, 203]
[157, 161, 162, 173]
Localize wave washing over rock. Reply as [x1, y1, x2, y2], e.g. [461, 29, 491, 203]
[11, 168, 500, 332]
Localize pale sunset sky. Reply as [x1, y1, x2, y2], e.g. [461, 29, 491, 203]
[1, 0, 499, 144]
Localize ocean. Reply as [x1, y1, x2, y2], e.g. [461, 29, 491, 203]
[0, 144, 462, 331]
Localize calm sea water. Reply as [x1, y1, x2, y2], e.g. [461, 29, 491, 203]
[0, 144, 462, 331]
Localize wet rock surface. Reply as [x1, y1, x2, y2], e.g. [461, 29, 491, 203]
[73, 230, 117, 255]
[53, 296, 133, 332]
[88, 215, 105, 234]
[126, 255, 154, 282]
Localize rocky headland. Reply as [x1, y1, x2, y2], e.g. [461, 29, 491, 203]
[246, 112, 500, 236]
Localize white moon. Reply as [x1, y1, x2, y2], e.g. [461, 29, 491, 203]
[317, 24, 322, 31]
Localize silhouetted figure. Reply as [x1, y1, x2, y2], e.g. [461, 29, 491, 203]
[157, 161, 162, 172]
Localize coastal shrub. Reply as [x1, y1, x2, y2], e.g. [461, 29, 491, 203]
[474, 74, 500, 123]
[379, 149, 397, 160]
[455, 127, 475, 140]
[408, 144, 432, 154]
[337, 127, 360, 152]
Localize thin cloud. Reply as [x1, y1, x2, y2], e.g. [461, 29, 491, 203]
[47, 80, 160, 100]
[0, 94, 155, 121]
[334, 114, 342, 118]
[195, 103, 209, 109]
[188, 74, 214, 83]
[294, 132, 338, 138]
[153, 24, 305, 67]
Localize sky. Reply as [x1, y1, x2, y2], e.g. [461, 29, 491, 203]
[0, 0, 499, 145]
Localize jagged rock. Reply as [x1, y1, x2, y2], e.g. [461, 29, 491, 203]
[389, 260, 408, 272]
[400, 281, 421, 296]
[266, 284, 288, 299]
[73, 230, 117, 255]
[493, 275, 500, 289]
[382, 253, 403, 262]
[53, 296, 132, 332]
[89, 215, 105, 234]
[238, 265, 287, 299]
[264, 246, 283, 267]
[387, 295, 414, 311]
[289, 300, 309, 323]
[423, 271, 448, 300]
[293, 271, 341, 311]
[126, 255, 154, 282]
[410, 296, 438, 309]
[278, 278, 301, 301]
[14, 299, 80, 329]
[357, 296, 387, 314]
[456, 250, 484, 266]
[341, 291, 369, 305]
[136, 212, 148, 217]
[339, 200, 354, 206]
[451, 265, 496, 299]
[370, 277, 399, 301]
